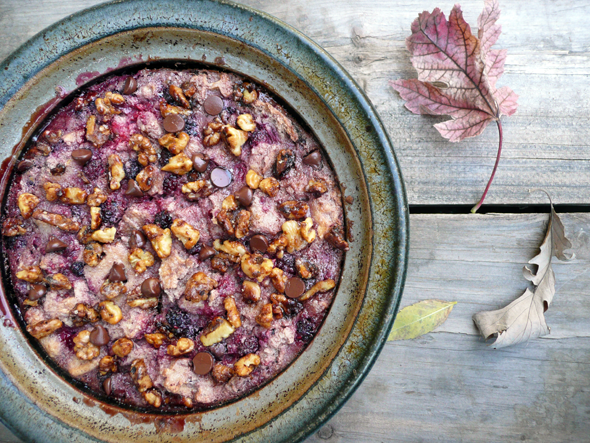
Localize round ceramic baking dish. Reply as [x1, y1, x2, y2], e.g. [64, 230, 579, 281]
[0, 0, 408, 441]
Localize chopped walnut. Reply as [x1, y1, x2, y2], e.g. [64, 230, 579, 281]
[242, 281, 261, 304]
[131, 359, 153, 393]
[135, 164, 158, 191]
[32, 210, 80, 232]
[274, 149, 295, 178]
[99, 356, 117, 375]
[245, 169, 262, 189]
[236, 114, 256, 132]
[128, 248, 155, 273]
[42, 129, 63, 144]
[91, 227, 116, 243]
[325, 224, 350, 251]
[213, 239, 247, 258]
[96, 92, 124, 117]
[158, 132, 189, 155]
[200, 317, 235, 347]
[112, 338, 134, 357]
[184, 272, 218, 302]
[282, 220, 308, 254]
[256, 303, 274, 329]
[222, 125, 248, 156]
[169, 84, 191, 109]
[83, 242, 103, 267]
[295, 258, 318, 279]
[279, 201, 309, 220]
[224, 296, 242, 328]
[60, 187, 88, 205]
[171, 219, 200, 249]
[126, 283, 159, 309]
[267, 234, 289, 256]
[98, 301, 123, 324]
[211, 253, 233, 273]
[161, 153, 193, 175]
[270, 267, 288, 293]
[211, 363, 233, 384]
[108, 154, 125, 190]
[30, 141, 51, 157]
[167, 338, 195, 356]
[203, 118, 223, 147]
[240, 83, 258, 104]
[181, 180, 214, 200]
[90, 207, 102, 230]
[299, 279, 336, 301]
[87, 188, 108, 207]
[73, 330, 100, 360]
[86, 115, 111, 147]
[305, 178, 328, 195]
[43, 182, 63, 202]
[300, 217, 317, 243]
[222, 195, 238, 211]
[270, 293, 291, 319]
[16, 266, 44, 283]
[2, 218, 26, 237]
[258, 177, 280, 197]
[234, 353, 261, 377]
[18, 193, 40, 219]
[143, 390, 162, 408]
[160, 100, 191, 117]
[144, 333, 166, 349]
[215, 209, 235, 236]
[129, 134, 158, 166]
[27, 318, 63, 339]
[100, 280, 127, 300]
[142, 224, 172, 258]
[241, 253, 274, 282]
[77, 226, 93, 245]
[235, 210, 251, 239]
[70, 303, 100, 327]
[47, 273, 72, 290]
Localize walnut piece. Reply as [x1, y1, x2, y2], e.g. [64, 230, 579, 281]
[222, 195, 238, 211]
[242, 281, 261, 304]
[245, 169, 262, 189]
[215, 209, 234, 236]
[224, 296, 242, 328]
[32, 210, 80, 232]
[87, 188, 108, 207]
[70, 303, 100, 327]
[256, 303, 274, 329]
[96, 92, 124, 117]
[169, 84, 191, 109]
[161, 153, 193, 175]
[325, 224, 350, 251]
[100, 280, 127, 300]
[129, 134, 158, 166]
[47, 273, 72, 290]
[258, 177, 280, 197]
[60, 187, 88, 205]
[160, 100, 191, 117]
[171, 219, 200, 249]
[211, 363, 233, 384]
[158, 132, 189, 155]
[90, 207, 102, 230]
[278, 201, 309, 220]
[144, 333, 166, 349]
[143, 390, 162, 408]
[200, 317, 235, 347]
[203, 118, 223, 147]
[128, 248, 155, 273]
[184, 272, 218, 302]
[131, 359, 153, 392]
[236, 114, 256, 132]
[234, 353, 261, 377]
[295, 258, 318, 279]
[27, 318, 63, 339]
[281, 220, 308, 254]
[126, 284, 159, 309]
[98, 301, 123, 324]
[2, 218, 26, 237]
[73, 330, 100, 360]
[222, 125, 248, 156]
[112, 338, 134, 357]
[305, 178, 328, 195]
[108, 154, 125, 190]
[167, 338, 195, 356]
[270, 267, 288, 293]
[86, 115, 111, 147]
[135, 164, 158, 192]
[241, 253, 274, 282]
[213, 239, 247, 258]
[18, 193, 39, 219]
[16, 266, 44, 283]
[99, 356, 117, 374]
[181, 180, 213, 200]
[142, 224, 172, 258]
[91, 227, 116, 243]
[299, 217, 317, 243]
[83, 242, 103, 267]
[234, 210, 251, 239]
[43, 182, 63, 202]
[299, 279, 336, 301]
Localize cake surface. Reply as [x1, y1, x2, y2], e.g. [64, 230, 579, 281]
[1, 68, 348, 410]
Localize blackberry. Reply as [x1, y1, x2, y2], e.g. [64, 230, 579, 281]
[124, 159, 141, 179]
[101, 200, 125, 226]
[165, 307, 204, 339]
[162, 175, 181, 195]
[296, 318, 316, 343]
[154, 211, 173, 229]
[275, 253, 295, 273]
[71, 261, 85, 277]
[183, 119, 200, 137]
[83, 158, 105, 181]
[284, 299, 304, 318]
[159, 149, 172, 167]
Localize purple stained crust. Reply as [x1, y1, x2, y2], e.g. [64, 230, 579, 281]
[1, 68, 348, 411]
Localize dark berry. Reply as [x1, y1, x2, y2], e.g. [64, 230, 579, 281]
[284, 299, 304, 318]
[159, 149, 172, 167]
[165, 307, 205, 339]
[71, 261, 85, 277]
[183, 119, 200, 137]
[124, 160, 141, 179]
[101, 200, 125, 226]
[296, 318, 316, 343]
[154, 211, 173, 229]
[162, 175, 181, 195]
[83, 158, 105, 181]
[275, 253, 295, 273]
[57, 326, 78, 351]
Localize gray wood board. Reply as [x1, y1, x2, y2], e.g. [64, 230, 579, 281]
[2, 0, 590, 205]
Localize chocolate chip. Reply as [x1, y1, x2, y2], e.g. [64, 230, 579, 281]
[45, 236, 67, 253]
[285, 277, 306, 299]
[303, 150, 322, 166]
[71, 149, 93, 165]
[125, 179, 144, 197]
[27, 284, 47, 301]
[103, 377, 112, 396]
[250, 235, 268, 253]
[210, 167, 232, 188]
[141, 278, 161, 298]
[193, 352, 214, 375]
[129, 230, 147, 249]
[203, 95, 224, 115]
[108, 262, 126, 282]
[163, 114, 185, 133]
[235, 186, 253, 207]
[89, 324, 110, 346]
[16, 159, 34, 173]
[199, 246, 216, 261]
[274, 149, 295, 178]
[123, 76, 138, 95]
[193, 153, 210, 173]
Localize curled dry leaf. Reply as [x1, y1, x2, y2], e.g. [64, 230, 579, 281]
[390, 0, 518, 212]
[473, 198, 573, 349]
[388, 299, 457, 341]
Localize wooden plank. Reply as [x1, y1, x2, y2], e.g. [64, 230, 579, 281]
[2, 0, 590, 205]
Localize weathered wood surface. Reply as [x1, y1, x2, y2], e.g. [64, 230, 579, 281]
[2, 0, 590, 205]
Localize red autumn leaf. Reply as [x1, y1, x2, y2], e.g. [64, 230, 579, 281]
[390, 0, 518, 212]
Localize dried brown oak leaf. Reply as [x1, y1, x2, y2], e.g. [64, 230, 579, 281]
[390, 0, 518, 212]
[473, 196, 573, 349]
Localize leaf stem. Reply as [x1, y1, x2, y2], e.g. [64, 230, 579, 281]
[471, 119, 503, 213]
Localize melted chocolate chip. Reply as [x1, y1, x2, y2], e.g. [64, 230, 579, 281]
[125, 179, 144, 197]
[163, 114, 185, 133]
[123, 76, 138, 95]
[193, 153, 210, 173]
[303, 150, 322, 166]
[89, 325, 110, 346]
[17, 159, 34, 173]
[203, 95, 224, 115]
[28, 284, 47, 301]
[103, 377, 112, 396]
[129, 230, 147, 249]
[199, 246, 216, 261]
[108, 262, 126, 282]
[210, 167, 232, 188]
[285, 277, 306, 299]
[141, 278, 161, 298]
[193, 352, 214, 375]
[250, 235, 269, 253]
[45, 236, 67, 253]
[71, 149, 93, 165]
[235, 186, 253, 207]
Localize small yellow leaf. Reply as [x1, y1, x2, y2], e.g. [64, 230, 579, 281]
[388, 299, 457, 341]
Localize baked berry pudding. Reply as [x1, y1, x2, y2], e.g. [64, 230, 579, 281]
[1, 68, 349, 410]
